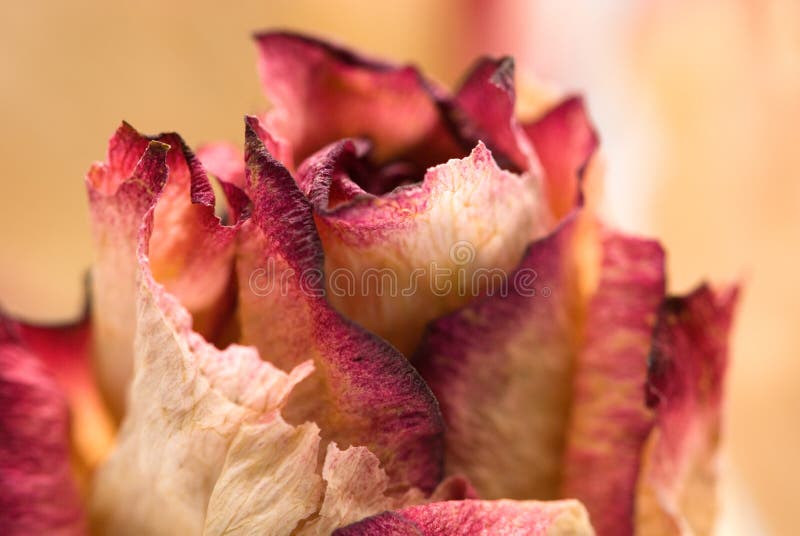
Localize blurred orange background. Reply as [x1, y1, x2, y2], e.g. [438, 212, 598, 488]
[0, 1, 796, 533]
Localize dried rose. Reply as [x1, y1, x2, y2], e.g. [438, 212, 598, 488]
[0, 31, 737, 536]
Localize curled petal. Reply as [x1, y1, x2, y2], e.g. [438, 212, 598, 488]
[304, 140, 546, 356]
[636, 285, 739, 535]
[254, 31, 463, 167]
[333, 499, 594, 536]
[415, 214, 665, 506]
[450, 56, 534, 171]
[235, 117, 444, 492]
[0, 315, 86, 535]
[523, 97, 599, 220]
[88, 124, 241, 419]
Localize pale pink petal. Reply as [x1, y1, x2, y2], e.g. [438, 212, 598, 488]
[334, 499, 594, 536]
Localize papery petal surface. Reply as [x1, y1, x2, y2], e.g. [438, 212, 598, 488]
[302, 140, 546, 356]
[635, 285, 738, 536]
[235, 118, 445, 491]
[415, 213, 665, 506]
[333, 499, 594, 536]
[87, 124, 241, 419]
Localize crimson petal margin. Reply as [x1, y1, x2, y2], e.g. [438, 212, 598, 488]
[300, 138, 547, 356]
[414, 213, 666, 512]
[87, 124, 242, 419]
[0, 313, 86, 535]
[450, 56, 534, 172]
[253, 31, 465, 168]
[333, 499, 594, 536]
[235, 116, 445, 492]
[636, 284, 739, 535]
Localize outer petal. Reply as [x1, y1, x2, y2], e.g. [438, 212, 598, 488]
[0, 314, 86, 535]
[303, 139, 547, 356]
[236, 118, 445, 491]
[333, 499, 594, 536]
[636, 285, 739, 536]
[559, 230, 666, 535]
[254, 31, 464, 167]
[414, 213, 665, 503]
[88, 124, 240, 419]
[17, 315, 114, 478]
[522, 97, 599, 221]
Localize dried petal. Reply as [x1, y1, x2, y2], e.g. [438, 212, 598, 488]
[88, 124, 240, 419]
[236, 117, 445, 491]
[636, 285, 738, 535]
[0, 315, 86, 535]
[303, 139, 546, 356]
[334, 499, 594, 536]
[254, 31, 463, 167]
[522, 97, 599, 220]
[415, 214, 665, 505]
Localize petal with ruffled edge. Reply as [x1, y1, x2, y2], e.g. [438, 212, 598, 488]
[301, 138, 546, 356]
[0, 314, 86, 535]
[333, 499, 594, 536]
[636, 285, 738, 535]
[236, 117, 444, 492]
[254, 31, 465, 168]
[91, 130, 459, 535]
[415, 214, 665, 506]
[87, 124, 242, 419]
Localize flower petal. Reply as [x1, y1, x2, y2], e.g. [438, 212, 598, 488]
[636, 284, 739, 535]
[415, 214, 665, 504]
[559, 229, 666, 535]
[450, 57, 533, 171]
[0, 314, 86, 535]
[253, 31, 464, 167]
[235, 117, 445, 491]
[16, 314, 114, 477]
[88, 124, 240, 419]
[303, 139, 547, 356]
[333, 499, 594, 536]
[522, 97, 599, 220]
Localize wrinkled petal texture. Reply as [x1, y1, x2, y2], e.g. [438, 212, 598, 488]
[636, 285, 738, 536]
[333, 499, 594, 536]
[91, 126, 447, 534]
[87, 124, 240, 419]
[236, 118, 444, 491]
[0, 315, 85, 535]
[304, 140, 546, 356]
[415, 213, 666, 511]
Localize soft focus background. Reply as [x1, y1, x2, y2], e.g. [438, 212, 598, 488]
[0, 1, 796, 533]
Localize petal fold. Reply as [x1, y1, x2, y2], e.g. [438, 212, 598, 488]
[88, 123, 241, 419]
[636, 284, 739, 536]
[235, 117, 445, 491]
[304, 140, 546, 356]
[415, 213, 666, 507]
[254, 31, 463, 167]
